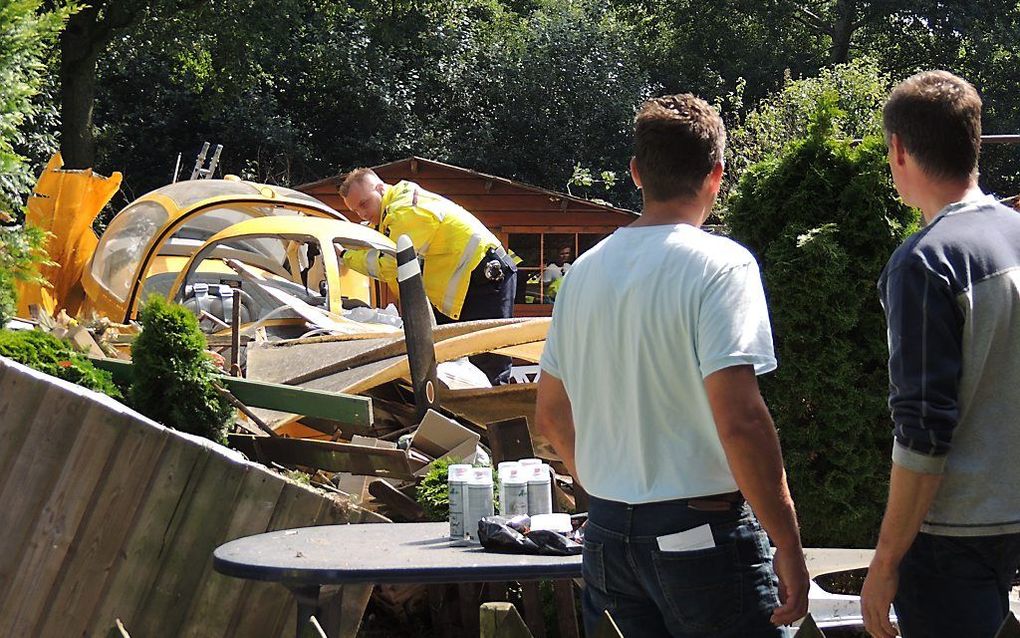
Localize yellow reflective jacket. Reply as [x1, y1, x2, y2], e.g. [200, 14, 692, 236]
[343, 181, 504, 319]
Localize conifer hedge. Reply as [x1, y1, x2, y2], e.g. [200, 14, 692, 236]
[726, 105, 919, 547]
[130, 295, 232, 444]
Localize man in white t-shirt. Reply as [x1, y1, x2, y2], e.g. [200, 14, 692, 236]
[535, 94, 808, 637]
[541, 245, 572, 301]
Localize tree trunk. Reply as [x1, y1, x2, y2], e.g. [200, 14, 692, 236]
[58, 5, 103, 170]
[59, 52, 99, 170]
[830, 0, 855, 64]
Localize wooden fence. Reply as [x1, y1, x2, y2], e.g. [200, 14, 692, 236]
[0, 356, 372, 637]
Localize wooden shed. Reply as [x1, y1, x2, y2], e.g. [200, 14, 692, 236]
[297, 157, 639, 316]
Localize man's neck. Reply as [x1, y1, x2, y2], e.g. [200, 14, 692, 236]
[631, 197, 709, 228]
[917, 179, 983, 224]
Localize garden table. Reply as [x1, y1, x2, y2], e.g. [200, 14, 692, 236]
[213, 521, 582, 638]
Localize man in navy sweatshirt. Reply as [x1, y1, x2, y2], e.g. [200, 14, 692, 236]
[862, 71, 1020, 638]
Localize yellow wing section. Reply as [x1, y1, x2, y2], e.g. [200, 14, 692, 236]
[16, 153, 122, 317]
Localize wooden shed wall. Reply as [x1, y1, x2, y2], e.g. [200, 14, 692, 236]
[300, 159, 637, 229]
[0, 357, 369, 638]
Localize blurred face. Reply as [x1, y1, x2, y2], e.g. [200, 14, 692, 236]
[557, 246, 571, 263]
[342, 178, 385, 224]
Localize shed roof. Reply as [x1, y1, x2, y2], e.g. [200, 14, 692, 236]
[296, 156, 638, 227]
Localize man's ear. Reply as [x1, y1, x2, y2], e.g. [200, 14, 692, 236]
[889, 133, 908, 167]
[707, 161, 724, 193]
[630, 157, 642, 189]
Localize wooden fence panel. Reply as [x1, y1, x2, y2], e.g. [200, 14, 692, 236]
[0, 403, 127, 636]
[39, 419, 169, 638]
[0, 357, 364, 638]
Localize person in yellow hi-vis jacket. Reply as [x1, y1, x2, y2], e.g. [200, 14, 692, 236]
[339, 168, 517, 384]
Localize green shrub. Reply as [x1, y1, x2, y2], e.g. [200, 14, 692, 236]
[0, 328, 122, 399]
[726, 101, 919, 547]
[0, 223, 51, 325]
[416, 457, 457, 522]
[130, 295, 231, 444]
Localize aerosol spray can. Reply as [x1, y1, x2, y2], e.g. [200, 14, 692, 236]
[465, 467, 494, 543]
[498, 462, 529, 516]
[447, 464, 472, 540]
[527, 463, 553, 516]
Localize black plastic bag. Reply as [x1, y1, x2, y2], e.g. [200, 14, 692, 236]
[477, 516, 582, 556]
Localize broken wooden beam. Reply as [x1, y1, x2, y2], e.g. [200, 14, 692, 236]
[89, 356, 373, 430]
[228, 435, 415, 479]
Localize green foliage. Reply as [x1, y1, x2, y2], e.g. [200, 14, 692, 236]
[727, 58, 890, 188]
[0, 329, 122, 398]
[0, 224, 52, 325]
[415, 457, 501, 522]
[416, 457, 457, 522]
[727, 98, 919, 547]
[0, 0, 73, 216]
[129, 295, 231, 444]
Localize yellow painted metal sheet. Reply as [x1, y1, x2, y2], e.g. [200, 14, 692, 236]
[16, 154, 122, 317]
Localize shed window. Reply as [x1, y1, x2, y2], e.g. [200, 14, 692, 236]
[509, 232, 608, 304]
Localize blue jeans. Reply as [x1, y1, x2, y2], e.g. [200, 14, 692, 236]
[894, 532, 1020, 638]
[581, 495, 782, 638]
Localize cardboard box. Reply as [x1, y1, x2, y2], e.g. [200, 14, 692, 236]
[409, 409, 480, 476]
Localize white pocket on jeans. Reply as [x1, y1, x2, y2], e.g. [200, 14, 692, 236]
[655, 524, 716, 552]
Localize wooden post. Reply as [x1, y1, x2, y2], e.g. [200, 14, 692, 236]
[552, 581, 579, 638]
[395, 234, 439, 421]
[520, 583, 546, 638]
[479, 602, 533, 638]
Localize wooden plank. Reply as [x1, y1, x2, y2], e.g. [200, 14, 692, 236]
[89, 356, 374, 429]
[486, 417, 535, 464]
[480, 602, 534, 638]
[229, 434, 415, 479]
[441, 386, 538, 440]
[552, 581, 580, 638]
[520, 583, 547, 638]
[459, 583, 482, 636]
[264, 319, 530, 388]
[297, 320, 548, 400]
[227, 482, 327, 637]
[0, 362, 52, 484]
[0, 384, 90, 606]
[247, 337, 392, 384]
[428, 585, 457, 638]
[178, 466, 288, 637]
[476, 211, 631, 227]
[39, 422, 170, 638]
[129, 446, 250, 638]
[87, 439, 210, 636]
[0, 402, 126, 637]
[368, 479, 426, 521]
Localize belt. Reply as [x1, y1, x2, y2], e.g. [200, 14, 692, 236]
[685, 491, 744, 512]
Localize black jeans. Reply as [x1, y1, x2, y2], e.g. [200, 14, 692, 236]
[894, 531, 1020, 638]
[434, 254, 517, 384]
[582, 495, 783, 638]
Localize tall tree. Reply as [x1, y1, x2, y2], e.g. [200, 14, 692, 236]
[57, 0, 203, 169]
[1, 0, 72, 214]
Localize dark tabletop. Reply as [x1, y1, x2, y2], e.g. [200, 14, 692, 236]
[213, 522, 583, 585]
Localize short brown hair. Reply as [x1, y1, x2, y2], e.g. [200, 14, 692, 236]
[883, 71, 982, 181]
[633, 94, 726, 202]
[338, 167, 378, 197]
